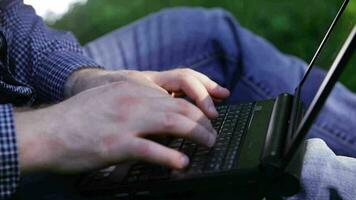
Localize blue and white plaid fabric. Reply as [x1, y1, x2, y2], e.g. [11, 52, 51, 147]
[0, 104, 18, 198]
[0, 0, 100, 198]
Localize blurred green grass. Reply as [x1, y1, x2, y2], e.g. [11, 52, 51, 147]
[50, 0, 356, 91]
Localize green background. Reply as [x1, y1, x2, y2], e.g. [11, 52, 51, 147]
[49, 0, 356, 91]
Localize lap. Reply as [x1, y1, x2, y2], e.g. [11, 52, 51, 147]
[83, 7, 305, 102]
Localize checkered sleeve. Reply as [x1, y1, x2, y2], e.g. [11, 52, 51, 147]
[0, 104, 19, 199]
[1, 0, 102, 102]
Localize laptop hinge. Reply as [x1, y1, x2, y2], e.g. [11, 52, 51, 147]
[260, 93, 293, 175]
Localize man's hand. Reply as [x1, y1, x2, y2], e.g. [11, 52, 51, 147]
[65, 68, 230, 118]
[15, 81, 217, 173]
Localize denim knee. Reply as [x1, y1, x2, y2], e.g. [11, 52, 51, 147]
[156, 6, 237, 28]
[153, 7, 241, 55]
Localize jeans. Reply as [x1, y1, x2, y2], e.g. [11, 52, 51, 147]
[17, 7, 356, 200]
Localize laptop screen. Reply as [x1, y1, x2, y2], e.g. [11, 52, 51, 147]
[285, 0, 355, 159]
[299, 0, 355, 110]
[287, 0, 354, 136]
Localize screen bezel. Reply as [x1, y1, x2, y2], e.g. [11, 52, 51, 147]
[283, 25, 355, 164]
[283, 0, 349, 155]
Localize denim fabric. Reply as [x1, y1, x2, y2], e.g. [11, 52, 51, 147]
[288, 139, 356, 200]
[17, 7, 356, 200]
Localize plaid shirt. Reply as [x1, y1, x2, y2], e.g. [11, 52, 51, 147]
[0, 0, 100, 198]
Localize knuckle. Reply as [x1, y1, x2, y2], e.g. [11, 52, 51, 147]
[162, 113, 176, 129]
[169, 152, 182, 167]
[178, 74, 193, 84]
[175, 98, 189, 109]
[186, 74, 195, 80]
[113, 95, 143, 115]
[97, 136, 116, 159]
[126, 70, 142, 79]
[135, 142, 151, 157]
[117, 95, 141, 105]
[175, 99, 195, 115]
[191, 124, 207, 139]
[196, 130, 210, 145]
[181, 68, 192, 74]
[177, 71, 186, 80]
[125, 70, 136, 76]
[110, 80, 129, 89]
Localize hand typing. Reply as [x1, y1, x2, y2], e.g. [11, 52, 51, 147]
[15, 80, 221, 173]
[65, 68, 230, 118]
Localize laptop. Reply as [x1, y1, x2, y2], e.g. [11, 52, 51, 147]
[78, 0, 355, 198]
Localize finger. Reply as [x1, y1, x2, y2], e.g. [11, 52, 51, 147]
[177, 75, 218, 118]
[186, 69, 230, 98]
[138, 112, 216, 147]
[120, 70, 169, 94]
[147, 97, 216, 134]
[128, 138, 189, 169]
[144, 69, 230, 98]
[143, 69, 224, 117]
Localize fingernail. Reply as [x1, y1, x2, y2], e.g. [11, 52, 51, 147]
[219, 87, 230, 94]
[180, 155, 189, 167]
[208, 134, 216, 147]
[216, 86, 224, 91]
[209, 105, 218, 116]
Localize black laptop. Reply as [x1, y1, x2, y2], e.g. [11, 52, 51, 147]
[78, 0, 355, 199]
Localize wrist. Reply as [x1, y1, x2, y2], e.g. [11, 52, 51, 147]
[65, 68, 132, 97]
[64, 68, 105, 98]
[14, 107, 61, 173]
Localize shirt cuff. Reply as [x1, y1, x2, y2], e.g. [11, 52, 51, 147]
[0, 104, 19, 198]
[35, 51, 103, 102]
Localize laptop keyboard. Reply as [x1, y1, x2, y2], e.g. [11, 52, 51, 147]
[121, 103, 256, 184]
